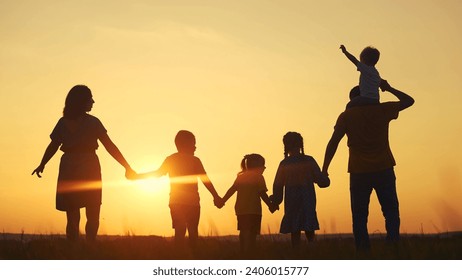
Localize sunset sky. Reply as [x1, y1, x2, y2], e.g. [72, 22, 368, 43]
[1, 0, 461, 237]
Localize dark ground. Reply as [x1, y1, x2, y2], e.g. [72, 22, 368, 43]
[1, 232, 461, 260]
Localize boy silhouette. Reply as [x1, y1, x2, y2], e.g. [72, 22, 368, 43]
[132, 130, 222, 248]
[340, 44, 382, 108]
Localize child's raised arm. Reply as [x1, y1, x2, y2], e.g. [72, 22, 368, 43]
[340, 45, 359, 66]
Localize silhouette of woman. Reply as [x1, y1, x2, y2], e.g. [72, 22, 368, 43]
[32, 85, 135, 241]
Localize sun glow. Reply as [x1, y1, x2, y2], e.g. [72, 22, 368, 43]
[131, 177, 170, 195]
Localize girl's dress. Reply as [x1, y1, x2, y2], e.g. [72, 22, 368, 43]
[272, 154, 329, 233]
[50, 114, 107, 211]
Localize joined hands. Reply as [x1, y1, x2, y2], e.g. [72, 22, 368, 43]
[214, 196, 225, 209]
[125, 167, 138, 180]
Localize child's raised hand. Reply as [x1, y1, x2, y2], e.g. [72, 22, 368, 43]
[340, 45, 346, 52]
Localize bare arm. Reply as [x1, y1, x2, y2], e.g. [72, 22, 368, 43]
[135, 169, 164, 179]
[221, 184, 237, 204]
[200, 174, 223, 208]
[200, 174, 220, 199]
[99, 133, 135, 176]
[31, 140, 61, 178]
[260, 191, 272, 208]
[322, 128, 346, 176]
[340, 45, 359, 66]
[272, 166, 285, 206]
[261, 191, 278, 213]
[381, 80, 415, 111]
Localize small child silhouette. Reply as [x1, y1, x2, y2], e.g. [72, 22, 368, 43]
[340, 44, 383, 108]
[219, 154, 277, 256]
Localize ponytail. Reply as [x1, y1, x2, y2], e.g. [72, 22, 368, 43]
[239, 154, 265, 173]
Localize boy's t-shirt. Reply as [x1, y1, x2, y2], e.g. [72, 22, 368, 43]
[157, 152, 206, 206]
[357, 62, 381, 100]
[232, 171, 267, 216]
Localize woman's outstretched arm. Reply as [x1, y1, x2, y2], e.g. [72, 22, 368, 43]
[32, 140, 61, 178]
[99, 133, 135, 177]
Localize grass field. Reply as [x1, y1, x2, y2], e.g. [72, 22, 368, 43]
[1, 232, 461, 260]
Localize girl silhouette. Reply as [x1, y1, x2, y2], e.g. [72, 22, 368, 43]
[271, 132, 330, 248]
[220, 154, 276, 256]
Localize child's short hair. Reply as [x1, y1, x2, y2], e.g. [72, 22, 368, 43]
[359, 46, 380, 66]
[283, 132, 305, 158]
[175, 130, 195, 151]
[240, 154, 265, 172]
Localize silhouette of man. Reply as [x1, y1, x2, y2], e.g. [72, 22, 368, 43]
[322, 80, 414, 250]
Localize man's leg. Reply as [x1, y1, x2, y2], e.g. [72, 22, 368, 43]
[375, 168, 400, 242]
[350, 173, 373, 250]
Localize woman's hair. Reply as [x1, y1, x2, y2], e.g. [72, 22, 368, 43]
[63, 85, 92, 119]
[283, 131, 305, 158]
[240, 154, 265, 173]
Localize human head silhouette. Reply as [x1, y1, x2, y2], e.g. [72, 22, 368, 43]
[240, 154, 265, 173]
[349, 85, 361, 100]
[63, 85, 94, 119]
[359, 46, 380, 66]
[175, 130, 196, 154]
[283, 131, 305, 158]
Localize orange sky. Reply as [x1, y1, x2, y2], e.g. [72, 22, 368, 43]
[1, 0, 461, 237]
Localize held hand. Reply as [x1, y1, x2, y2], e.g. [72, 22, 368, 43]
[31, 165, 44, 178]
[125, 167, 138, 180]
[214, 197, 225, 209]
[380, 79, 391, 92]
[269, 202, 279, 213]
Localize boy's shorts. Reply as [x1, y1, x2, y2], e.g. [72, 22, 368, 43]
[169, 204, 200, 229]
[237, 214, 262, 234]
